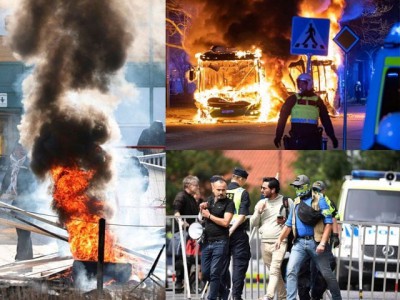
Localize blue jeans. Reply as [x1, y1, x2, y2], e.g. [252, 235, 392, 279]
[286, 238, 342, 300]
[201, 239, 229, 300]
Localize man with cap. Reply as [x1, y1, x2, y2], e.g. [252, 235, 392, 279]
[297, 180, 340, 300]
[221, 167, 251, 300]
[274, 175, 342, 300]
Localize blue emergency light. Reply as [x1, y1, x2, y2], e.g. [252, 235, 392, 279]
[384, 22, 400, 47]
[351, 170, 399, 181]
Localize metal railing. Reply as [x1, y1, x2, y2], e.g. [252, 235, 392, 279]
[166, 215, 400, 300]
[138, 153, 166, 167]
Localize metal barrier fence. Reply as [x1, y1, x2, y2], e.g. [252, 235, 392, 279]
[138, 153, 166, 167]
[166, 215, 400, 300]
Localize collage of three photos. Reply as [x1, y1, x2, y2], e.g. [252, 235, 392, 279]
[0, 0, 399, 299]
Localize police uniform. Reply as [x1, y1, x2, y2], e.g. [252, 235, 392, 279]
[223, 168, 251, 300]
[275, 91, 337, 150]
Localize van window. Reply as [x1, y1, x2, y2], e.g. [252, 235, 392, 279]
[379, 67, 400, 121]
[344, 189, 400, 224]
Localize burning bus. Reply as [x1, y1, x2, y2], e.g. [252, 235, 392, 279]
[189, 46, 266, 120]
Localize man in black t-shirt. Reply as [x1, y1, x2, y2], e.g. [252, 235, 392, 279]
[200, 179, 234, 300]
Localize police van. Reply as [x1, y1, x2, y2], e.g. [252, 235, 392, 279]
[361, 23, 400, 149]
[336, 170, 400, 289]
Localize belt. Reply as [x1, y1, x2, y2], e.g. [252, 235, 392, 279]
[207, 239, 227, 244]
[299, 235, 314, 240]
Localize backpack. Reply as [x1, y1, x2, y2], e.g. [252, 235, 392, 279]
[280, 196, 294, 252]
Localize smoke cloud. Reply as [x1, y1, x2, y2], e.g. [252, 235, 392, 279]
[181, 0, 299, 62]
[6, 0, 133, 186]
[179, 0, 355, 62]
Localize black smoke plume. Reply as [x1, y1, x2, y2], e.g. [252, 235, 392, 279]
[182, 0, 300, 60]
[7, 0, 133, 187]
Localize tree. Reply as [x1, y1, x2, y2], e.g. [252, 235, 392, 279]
[345, 0, 398, 76]
[166, 150, 241, 214]
[166, 0, 194, 96]
[292, 151, 352, 206]
[354, 151, 400, 171]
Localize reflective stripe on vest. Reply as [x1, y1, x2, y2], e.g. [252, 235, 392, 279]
[290, 118, 318, 124]
[291, 94, 319, 124]
[226, 187, 245, 224]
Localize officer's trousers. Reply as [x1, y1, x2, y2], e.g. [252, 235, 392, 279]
[222, 229, 251, 299]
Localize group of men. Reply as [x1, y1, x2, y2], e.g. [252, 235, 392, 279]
[173, 168, 342, 300]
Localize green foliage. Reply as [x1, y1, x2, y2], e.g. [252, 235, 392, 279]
[166, 151, 241, 214]
[293, 151, 353, 207]
[292, 150, 400, 208]
[248, 186, 261, 214]
[355, 151, 400, 171]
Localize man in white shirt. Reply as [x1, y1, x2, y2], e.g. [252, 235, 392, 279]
[250, 177, 293, 300]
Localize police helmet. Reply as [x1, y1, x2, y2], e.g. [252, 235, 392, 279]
[296, 73, 313, 92]
[376, 113, 400, 150]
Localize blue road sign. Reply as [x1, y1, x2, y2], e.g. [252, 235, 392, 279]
[333, 26, 360, 53]
[291, 17, 330, 56]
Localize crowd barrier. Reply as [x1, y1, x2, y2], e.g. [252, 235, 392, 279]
[166, 216, 400, 300]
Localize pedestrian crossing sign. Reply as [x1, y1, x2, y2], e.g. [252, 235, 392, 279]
[291, 17, 330, 56]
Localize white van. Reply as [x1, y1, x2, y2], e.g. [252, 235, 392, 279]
[336, 170, 400, 289]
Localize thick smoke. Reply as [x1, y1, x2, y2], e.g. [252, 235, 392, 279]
[6, 0, 133, 186]
[181, 0, 300, 61]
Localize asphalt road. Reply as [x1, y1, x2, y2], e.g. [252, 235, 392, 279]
[166, 104, 366, 150]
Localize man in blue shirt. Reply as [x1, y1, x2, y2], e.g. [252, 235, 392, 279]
[274, 175, 342, 300]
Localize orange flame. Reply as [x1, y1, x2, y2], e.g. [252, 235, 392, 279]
[51, 165, 124, 263]
[192, 48, 282, 123]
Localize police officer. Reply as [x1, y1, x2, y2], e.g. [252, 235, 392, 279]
[223, 167, 251, 300]
[274, 73, 338, 150]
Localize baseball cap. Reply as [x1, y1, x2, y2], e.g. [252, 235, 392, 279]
[312, 180, 326, 191]
[290, 175, 310, 186]
[233, 167, 248, 179]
